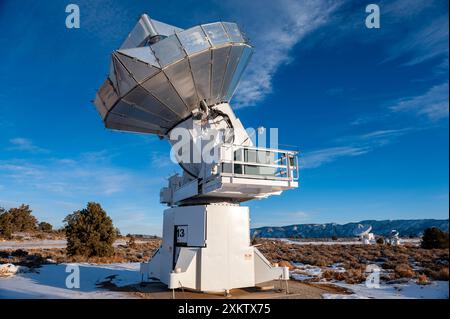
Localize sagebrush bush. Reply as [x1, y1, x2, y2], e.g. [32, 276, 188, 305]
[394, 264, 415, 278]
[421, 227, 449, 249]
[430, 267, 449, 281]
[416, 274, 429, 285]
[127, 236, 137, 248]
[64, 202, 116, 257]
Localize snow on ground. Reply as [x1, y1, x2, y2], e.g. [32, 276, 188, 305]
[322, 281, 449, 299]
[289, 261, 448, 299]
[0, 263, 141, 299]
[0, 239, 147, 250]
[290, 262, 346, 281]
[290, 262, 323, 281]
[0, 240, 67, 249]
[281, 239, 362, 245]
[0, 264, 29, 278]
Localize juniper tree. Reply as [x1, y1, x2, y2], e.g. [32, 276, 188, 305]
[64, 202, 116, 257]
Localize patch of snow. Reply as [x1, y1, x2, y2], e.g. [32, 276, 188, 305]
[281, 239, 362, 245]
[0, 263, 29, 278]
[0, 240, 67, 250]
[290, 262, 349, 282]
[290, 262, 323, 281]
[322, 281, 449, 299]
[325, 263, 346, 273]
[0, 263, 141, 299]
[290, 273, 315, 281]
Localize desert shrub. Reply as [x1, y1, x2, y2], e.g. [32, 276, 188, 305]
[333, 271, 348, 281]
[394, 264, 415, 278]
[127, 236, 137, 248]
[38, 221, 53, 232]
[0, 208, 13, 239]
[331, 235, 338, 241]
[321, 270, 334, 280]
[322, 269, 347, 282]
[345, 268, 366, 284]
[35, 233, 46, 240]
[11, 249, 28, 257]
[416, 274, 429, 285]
[428, 267, 449, 281]
[8, 204, 37, 232]
[421, 228, 449, 249]
[64, 202, 116, 257]
[376, 237, 385, 245]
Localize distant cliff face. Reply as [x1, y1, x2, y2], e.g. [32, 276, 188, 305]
[251, 219, 449, 238]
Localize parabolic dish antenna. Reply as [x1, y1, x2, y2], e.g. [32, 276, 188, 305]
[389, 230, 400, 237]
[353, 224, 372, 237]
[94, 14, 252, 136]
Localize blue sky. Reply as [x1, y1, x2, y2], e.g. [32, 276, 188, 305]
[0, 0, 448, 234]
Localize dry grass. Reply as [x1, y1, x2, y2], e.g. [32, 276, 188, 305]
[394, 264, 415, 278]
[0, 239, 161, 268]
[416, 274, 429, 285]
[257, 239, 449, 283]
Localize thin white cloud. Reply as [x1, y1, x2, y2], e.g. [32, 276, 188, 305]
[224, 0, 342, 107]
[382, 0, 436, 20]
[358, 128, 412, 141]
[301, 127, 412, 169]
[0, 152, 163, 197]
[311, 0, 448, 71]
[384, 15, 449, 66]
[301, 146, 370, 169]
[389, 82, 449, 120]
[8, 137, 49, 153]
[351, 81, 449, 126]
[150, 151, 177, 169]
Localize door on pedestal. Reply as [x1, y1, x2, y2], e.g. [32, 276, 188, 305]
[173, 225, 188, 269]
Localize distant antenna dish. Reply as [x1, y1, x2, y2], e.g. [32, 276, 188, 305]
[353, 224, 372, 237]
[389, 229, 399, 238]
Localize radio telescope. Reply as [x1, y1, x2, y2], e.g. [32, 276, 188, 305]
[94, 14, 298, 293]
[387, 230, 401, 246]
[353, 224, 375, 245]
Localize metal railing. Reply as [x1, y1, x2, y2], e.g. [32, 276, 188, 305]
[218, 144, 299, 181]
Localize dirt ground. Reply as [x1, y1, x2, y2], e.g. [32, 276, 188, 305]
[97, 279, 350, 299]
